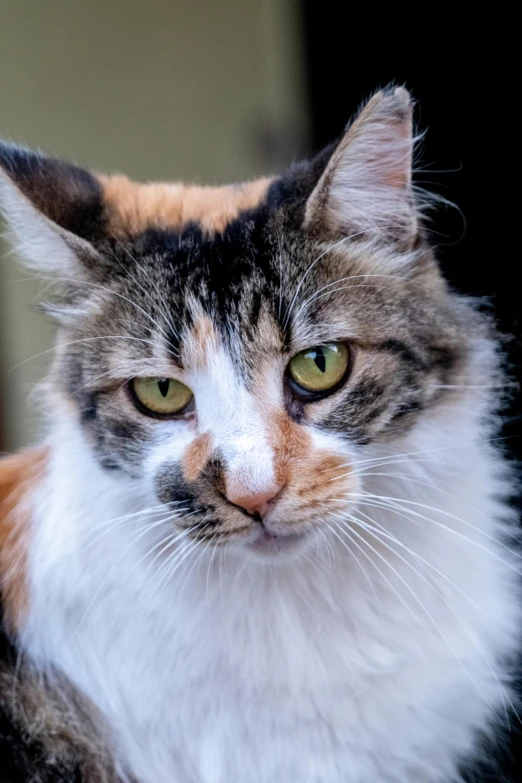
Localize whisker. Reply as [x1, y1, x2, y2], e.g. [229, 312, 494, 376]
[69, 359, 184, 396]
[175, 530, 217, 600]
[126, 523, 197, 582]
[74, 510, 189, 633]
[85, 504, 183, 546]
[218, 539, 228, 599]
[355, 471, 522, 554]
[319, 436, 513, 476]
[277, 230, 284, 322]
[324, 520, 380, 604]
[431, 384, 511, 390]
[108, 234, 182, 346]
[315, 525, 335, 571]
[358, 490, 521, 560]
[9, 335, 159, 372]
[283, 231, 372, 328]
[337, 512, 512, 721]
[152, 524, 208, 597]
[146, 538, 199, 606]
[296, 280, 410, 316]
[295, 273, 407, 318]
[17, 274, 178, 351]
[354, 508, 511, 625]
[335, 516, 497, 710]
[283, 225, 415, 328]
[332, 517, 430, 632]
[231, 549, 253, 588]
[356, 496, 522, 578]
[205, 537, 221, 602]
[144, 521, 206, 603]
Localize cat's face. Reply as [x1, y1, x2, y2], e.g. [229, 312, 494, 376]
[0, 88, 467, 560]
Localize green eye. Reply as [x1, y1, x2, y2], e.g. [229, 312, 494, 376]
[288, 343, 350, 395]
[131, 377, 194, 416]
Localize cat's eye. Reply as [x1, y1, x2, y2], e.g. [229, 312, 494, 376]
[130, 377, 194, 417]
[288, 343, 350, 397]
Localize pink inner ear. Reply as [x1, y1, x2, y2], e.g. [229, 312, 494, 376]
[377, 119, 413, 191]
[304, 88, 416, 238]
[332, 104, 414, 194]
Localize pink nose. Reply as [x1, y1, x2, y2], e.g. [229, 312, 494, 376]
[227, 487, 282, 516]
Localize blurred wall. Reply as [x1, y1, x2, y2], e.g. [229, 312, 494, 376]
[0, 0, 309, 450]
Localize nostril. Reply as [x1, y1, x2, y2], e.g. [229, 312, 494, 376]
[226, 487, 283, 517]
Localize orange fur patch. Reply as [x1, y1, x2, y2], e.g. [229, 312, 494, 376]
[182, 433, 212, 483]
[0, 448, 47, 630]
[267, 411, 351, 519]
[268, 411, 312, 488]
[99, 175, 273, 238]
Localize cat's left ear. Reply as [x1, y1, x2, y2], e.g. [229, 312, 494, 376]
[304, 86, 418, 246]
[0, 141, 105, 277]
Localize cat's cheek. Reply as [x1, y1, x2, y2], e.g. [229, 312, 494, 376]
[141, 423, 196, 500]
[266, 427, 362, 532]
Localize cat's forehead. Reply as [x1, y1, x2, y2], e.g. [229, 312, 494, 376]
[100, 174, 275, 240]
[181, 304, 284, 377]
[102, 177, 309, 346]
[102, 199, 389, 366]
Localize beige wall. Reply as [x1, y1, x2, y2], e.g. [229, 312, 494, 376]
[0, 0, 309, 450]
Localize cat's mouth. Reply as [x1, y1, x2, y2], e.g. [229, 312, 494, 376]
[245, 525, 307, 560]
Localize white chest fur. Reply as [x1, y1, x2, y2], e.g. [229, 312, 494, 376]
[21, 418, 519, 783]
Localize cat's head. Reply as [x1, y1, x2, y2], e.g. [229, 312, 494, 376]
[0, 88, 472, 561]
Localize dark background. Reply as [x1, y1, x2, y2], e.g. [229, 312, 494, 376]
[302, 9, 521, 777]
[302, 11, 521, 455]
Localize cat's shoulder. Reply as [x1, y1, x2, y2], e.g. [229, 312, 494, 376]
[0, 447, 49, 529]
[0, 449, 122, 782]
[0, 448, 49, 640]
[1, 607, 74, 782]
[1, 601, 125, 782]
[0, 448, 75, 782]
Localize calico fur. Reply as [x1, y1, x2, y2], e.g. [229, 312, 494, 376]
[0, 87, 520, 782]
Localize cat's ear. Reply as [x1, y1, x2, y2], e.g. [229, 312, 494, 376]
[304, 87, 418, 245]
[0, 141, 105, 277]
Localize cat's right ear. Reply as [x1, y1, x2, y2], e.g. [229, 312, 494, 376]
[0, 141, 105, 278]
[303, 87, 418, 246]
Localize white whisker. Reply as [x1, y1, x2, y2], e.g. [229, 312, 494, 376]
[325, 520, 380, 605]
[358, 490, 520, 562]
[74, 510, 190, 633]
[295, 273, 407, 318]
[107, 236, 182, 351]
[356, 496, 522, 578]
[9, 335, 159, 372]
[336, 512, 511, 720]
[332, 517, 429, 631]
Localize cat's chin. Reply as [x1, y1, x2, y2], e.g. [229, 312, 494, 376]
[244, 527, 309, 563]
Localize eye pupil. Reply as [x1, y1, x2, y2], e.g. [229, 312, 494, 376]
[131, 377, 193, 417]
[158, 379, 170, 397]
[287, 342, 350, 396]
[313, 348, 326, 373]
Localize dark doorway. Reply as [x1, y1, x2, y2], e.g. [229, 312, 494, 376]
[301, 8, 521, 778]
[301, 10, 521, 461]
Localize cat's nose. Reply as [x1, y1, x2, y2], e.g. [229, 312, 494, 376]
[226, 486, 282, 517]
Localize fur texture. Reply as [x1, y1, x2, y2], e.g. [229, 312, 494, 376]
[0, 87, 520, 782]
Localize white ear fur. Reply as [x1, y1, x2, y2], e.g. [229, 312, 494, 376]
[0, 168, 101, 277]
[305, 87, 417, 242]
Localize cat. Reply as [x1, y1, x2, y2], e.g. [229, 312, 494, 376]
[0, 86, 520, 783]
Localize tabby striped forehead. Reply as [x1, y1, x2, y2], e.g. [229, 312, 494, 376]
[0, 88, 469, 475]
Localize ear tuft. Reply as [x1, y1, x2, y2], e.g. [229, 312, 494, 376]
[305, 86, 418, 244]
[0, 141, 104, 276]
